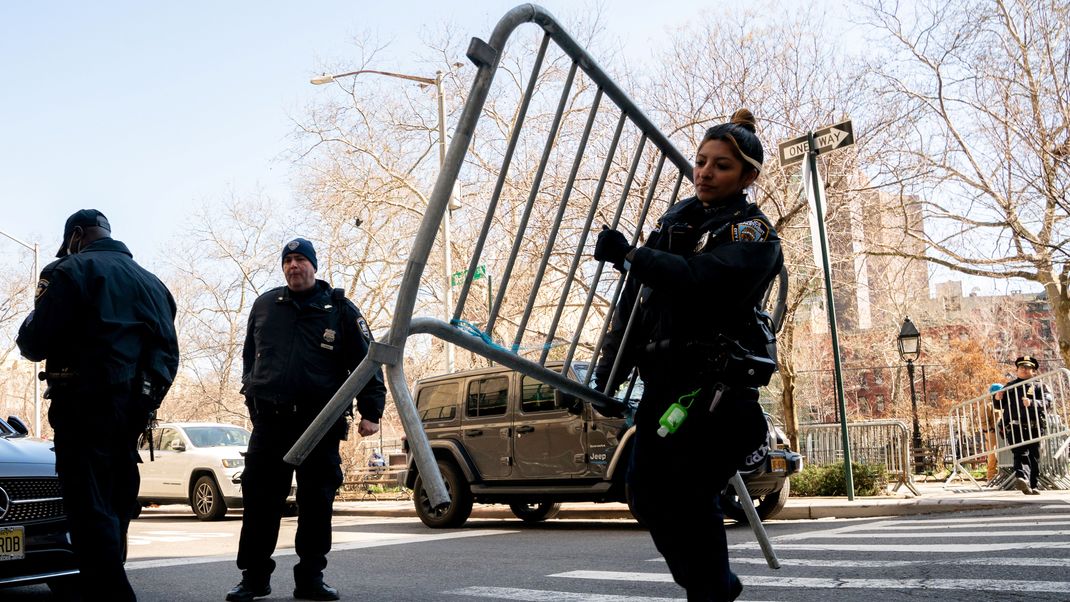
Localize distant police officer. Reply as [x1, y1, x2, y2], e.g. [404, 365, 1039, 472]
[227, 238, 386, 602]
[994, 355, 1048, 495]
[17, 209, 179, 601]
[593, 110, 782, 602]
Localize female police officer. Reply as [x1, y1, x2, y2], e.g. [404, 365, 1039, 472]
[593, 109, 783, 602]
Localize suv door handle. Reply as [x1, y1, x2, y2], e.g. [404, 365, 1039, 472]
[465, 430, 483, 437]
[515, 425, 535, 434]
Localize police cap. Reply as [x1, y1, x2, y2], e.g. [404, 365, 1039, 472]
[1014, 355, 1039, 370]
[56, 209, 111, 258]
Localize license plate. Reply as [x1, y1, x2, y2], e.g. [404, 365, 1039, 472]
[771, 457, 787, 473]
[0, 526, 25, 561]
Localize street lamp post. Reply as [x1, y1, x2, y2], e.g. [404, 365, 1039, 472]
[0, 229, 41, 435]
[897, 317, 924, 473]
[312, 67, 459, 371]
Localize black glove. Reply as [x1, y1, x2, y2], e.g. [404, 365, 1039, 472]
[594, 226, 634, 269]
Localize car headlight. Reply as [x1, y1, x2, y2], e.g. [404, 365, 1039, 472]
[222, 458, 245, 468]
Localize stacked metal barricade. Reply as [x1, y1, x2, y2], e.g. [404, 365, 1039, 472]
[945, 369, 1070, 490]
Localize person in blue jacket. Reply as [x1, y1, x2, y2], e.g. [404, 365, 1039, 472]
[593, 109, 782, 602]
[226, 238, 386, 602]
[17, 209, 179, 601]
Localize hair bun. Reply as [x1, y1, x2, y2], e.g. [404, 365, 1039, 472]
[730, 108, 757, 133]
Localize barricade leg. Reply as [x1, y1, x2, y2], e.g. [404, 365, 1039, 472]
[729, 473, 780, 570]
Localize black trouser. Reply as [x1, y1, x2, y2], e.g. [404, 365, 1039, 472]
[236, 403, 343, 587]
[1012, 442, 1041, 489]
[627, 382, 767, 602]
[49, 383, 147, 602]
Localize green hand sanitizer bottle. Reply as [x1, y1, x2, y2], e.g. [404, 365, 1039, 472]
[656, 388, 702, 437]
[657, 402, 688, 437]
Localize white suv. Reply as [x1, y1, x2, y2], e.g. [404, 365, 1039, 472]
[137, 422, 295, 521]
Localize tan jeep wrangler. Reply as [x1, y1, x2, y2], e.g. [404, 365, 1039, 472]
[403, 362, 801, 528]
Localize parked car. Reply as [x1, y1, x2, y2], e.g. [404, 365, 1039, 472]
[402, 362, 802, 528]
[0, 415, 78, 595]
[137, 422, 296, 521]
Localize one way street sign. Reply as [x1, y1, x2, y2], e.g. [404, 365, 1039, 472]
[777, 120, 855, 166]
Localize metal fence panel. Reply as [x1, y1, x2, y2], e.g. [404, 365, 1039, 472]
[799, 420, 919, 495]
[945, 368, 1070, 490]
[280, 3, 784, 564]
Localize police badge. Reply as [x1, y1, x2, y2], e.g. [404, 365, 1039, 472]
[323, 329, 336, 343]
[287, 240, 300, 251]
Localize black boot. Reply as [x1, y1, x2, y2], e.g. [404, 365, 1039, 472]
[293, 581, 340, 601]
[224, 579, 270, 602]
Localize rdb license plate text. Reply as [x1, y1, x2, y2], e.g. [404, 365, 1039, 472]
[0, 526, 25, 561]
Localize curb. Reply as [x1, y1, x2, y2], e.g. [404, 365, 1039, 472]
[332, 492, 1066, 522]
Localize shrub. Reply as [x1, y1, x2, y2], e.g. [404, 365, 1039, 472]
[790, 462, 888, 496]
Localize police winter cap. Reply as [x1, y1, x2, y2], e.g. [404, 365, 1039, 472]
[282, 237, 317, 271]
[1015, 355, 1039, 369]
[56, 209, 111, 257]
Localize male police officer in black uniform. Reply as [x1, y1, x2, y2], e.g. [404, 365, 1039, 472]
[227, 238, 386, 602]
[17, 209, 179, 601]
[994, 355, 1048, 494]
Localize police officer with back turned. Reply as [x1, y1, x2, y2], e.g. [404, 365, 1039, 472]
[226, 238, 386, 602]
[593, 109, 782, 602]
[17, 209, 179, 601]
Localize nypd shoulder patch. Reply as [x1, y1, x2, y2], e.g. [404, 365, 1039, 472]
[356, 316, 373, 341]
[731, 218, 771, 242]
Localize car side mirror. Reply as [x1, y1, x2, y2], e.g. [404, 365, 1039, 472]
[5, 416, 29, 436]
[554, 390, 583, 415]
[170, 440, 186, 452]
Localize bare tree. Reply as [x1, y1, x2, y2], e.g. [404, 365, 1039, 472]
[860, 0, 1070, 365]
[162, 192, 285, 424]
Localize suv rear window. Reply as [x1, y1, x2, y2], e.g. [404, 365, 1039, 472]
[418, 383, 459, 421]
[466, 376, 508, 417]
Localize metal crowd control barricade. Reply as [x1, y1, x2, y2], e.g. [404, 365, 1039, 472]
[283, 3, 783, 568]
[799, 420, 920, 495]
[946, 368, 1070, 490]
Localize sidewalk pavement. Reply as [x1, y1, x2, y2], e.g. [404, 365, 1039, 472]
[332, 480, 1070, 522]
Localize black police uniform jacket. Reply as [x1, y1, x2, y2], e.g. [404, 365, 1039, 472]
[241, 279, 386, 423]
[16, 237, 179, 393]
[996, 377, 1048, 443]
[594, 193, 783, 392]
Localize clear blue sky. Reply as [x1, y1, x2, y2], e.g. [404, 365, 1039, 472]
[0, 0, 708, 271]
[0, 1, 1027, 297]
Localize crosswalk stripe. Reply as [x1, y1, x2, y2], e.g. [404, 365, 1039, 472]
[736, 576, 1070, 594]
[443, 586, 684, 601]
[125, 529, 516, 571]
[855, 520, 1070, 530]
[867, 513, 1070, 525]
[729, 556, 1070, 568]
[552, 572, 1070, 594]
[731, 541, 1070, 553]
[551, 571, 673, 583]
[767, 529, 1070, 539]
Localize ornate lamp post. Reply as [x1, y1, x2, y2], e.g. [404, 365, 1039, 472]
[897, 317, 924, 473]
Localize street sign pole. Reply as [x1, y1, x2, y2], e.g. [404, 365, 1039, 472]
[805, 130, 855, 500]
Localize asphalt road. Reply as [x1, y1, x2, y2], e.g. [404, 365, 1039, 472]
[6, 504, 1070, 601]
